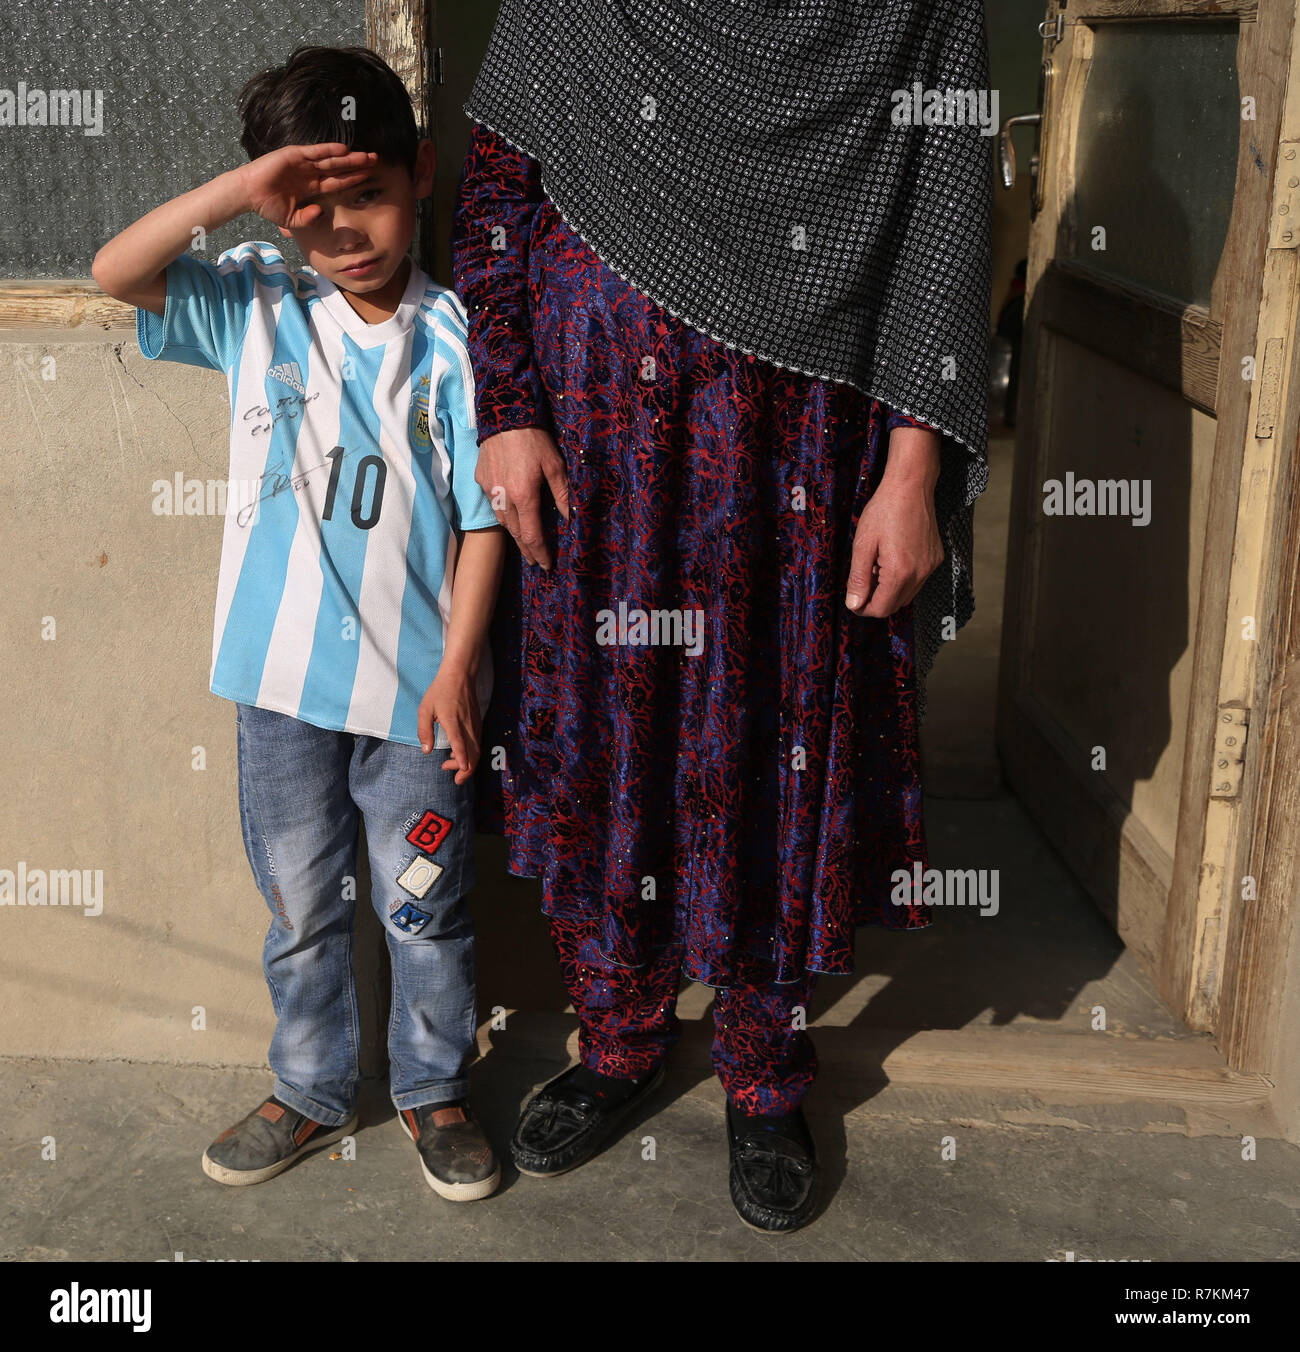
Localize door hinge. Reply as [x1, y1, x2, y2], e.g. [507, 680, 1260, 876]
[1268, 142, 1300, 249]
[1210, 705, 1249, 799]
[433, 46, 444, 86]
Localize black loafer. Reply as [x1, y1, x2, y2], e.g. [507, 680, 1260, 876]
[726, 1100, 818, 1233]
[511, 1062, 665, 1177]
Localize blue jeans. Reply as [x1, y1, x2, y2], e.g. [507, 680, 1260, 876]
[235, 703, 477, 1125]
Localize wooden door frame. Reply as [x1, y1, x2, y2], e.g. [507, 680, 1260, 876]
[1001, 0, 1300, 1080]
[367, 0, 438, 273]
[1213, 0, 1300, 1075]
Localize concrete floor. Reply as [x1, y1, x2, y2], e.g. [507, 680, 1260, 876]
[6, 429, 1298, 1262]
[4, 1024, 1298, 1262]
[5, 784, 1298, 1263]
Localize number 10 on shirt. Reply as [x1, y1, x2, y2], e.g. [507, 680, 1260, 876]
[322, 444, 387, 530]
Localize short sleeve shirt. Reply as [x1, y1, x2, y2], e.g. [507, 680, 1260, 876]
[137, 242, 499, 748]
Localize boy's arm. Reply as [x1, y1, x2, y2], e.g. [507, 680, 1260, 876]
[417, 525, 508, 772]
[441, 525, 508, 680]
[92, 170, 258, 316]
[418, 301, 511, 769]
[91, 143, 378, 315]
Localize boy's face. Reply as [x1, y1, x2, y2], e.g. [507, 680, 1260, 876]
[280, 138, 435, 298]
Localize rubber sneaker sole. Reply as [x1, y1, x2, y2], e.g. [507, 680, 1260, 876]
[397, 1112, 501, 1201]
[201, 1114, 358, 1187]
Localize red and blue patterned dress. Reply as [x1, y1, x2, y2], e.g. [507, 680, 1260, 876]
[453, 123, 936, 993]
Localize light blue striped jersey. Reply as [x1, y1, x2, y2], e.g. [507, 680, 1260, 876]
[136, 242, 500, 748]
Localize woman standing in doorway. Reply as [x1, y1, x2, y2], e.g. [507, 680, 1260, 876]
[451, 0, 992, 1233]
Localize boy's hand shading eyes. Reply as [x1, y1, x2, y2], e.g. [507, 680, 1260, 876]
[239, 143, 379, 229]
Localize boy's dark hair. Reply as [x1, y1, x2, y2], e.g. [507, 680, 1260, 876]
[238, 46, 419, 173]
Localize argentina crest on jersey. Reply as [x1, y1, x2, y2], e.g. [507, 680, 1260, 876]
[410, 372, 432, 450]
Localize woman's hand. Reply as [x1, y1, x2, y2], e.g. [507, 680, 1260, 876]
[845, 426, 945, 618]
[476, 426, 571, 569]
[240, 143, 378, 229]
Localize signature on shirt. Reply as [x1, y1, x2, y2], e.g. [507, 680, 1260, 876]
[243, 391, 320, 438]
[234, 441, 367, 528]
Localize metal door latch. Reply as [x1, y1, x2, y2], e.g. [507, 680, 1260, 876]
[1268, 143, 1300, 249]
[1210, 706, 1249, 799]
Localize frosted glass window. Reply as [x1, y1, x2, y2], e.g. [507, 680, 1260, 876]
[1072, 21, 1239, 307]
[0, 0, 365, 278]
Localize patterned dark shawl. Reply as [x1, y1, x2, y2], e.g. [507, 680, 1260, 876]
[465, 0, 994, 715]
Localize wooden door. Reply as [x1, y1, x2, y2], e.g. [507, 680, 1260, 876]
[998, 0, 1300, 1059]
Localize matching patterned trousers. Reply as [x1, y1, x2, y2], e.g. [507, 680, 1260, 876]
[549, 914, 818, 1115]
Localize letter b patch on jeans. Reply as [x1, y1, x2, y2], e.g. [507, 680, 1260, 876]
[405, 809, 452, 854]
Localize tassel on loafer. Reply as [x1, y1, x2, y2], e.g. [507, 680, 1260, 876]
[511, 1062, 665, 1177]
[726, 1100, 819, 1233]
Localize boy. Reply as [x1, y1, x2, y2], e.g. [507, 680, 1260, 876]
[92, 46, 507, 1201]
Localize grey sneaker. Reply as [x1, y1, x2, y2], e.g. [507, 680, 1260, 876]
[201, 1095, 357, 1186]
[398, 1100, 500, 1201]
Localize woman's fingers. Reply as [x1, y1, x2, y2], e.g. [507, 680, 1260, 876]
[503, 500, 533, 567]
[477, 429, 566, 569]
[845, 524, 880, 615]
[847, 479, 945, 619]
[847, 535, 934, 619]
[862, 568, 908, 618]
[513, 491, 554, 570]
[542, 452, 571, 524]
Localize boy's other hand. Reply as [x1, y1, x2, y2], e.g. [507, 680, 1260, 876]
[240, 143, 379, 229]
[416, 666, 483, 785]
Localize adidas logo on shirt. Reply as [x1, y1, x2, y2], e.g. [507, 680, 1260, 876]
[267, 360, 306, 395]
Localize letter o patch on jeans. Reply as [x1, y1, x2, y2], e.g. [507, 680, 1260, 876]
[397, 856, 444, 900]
